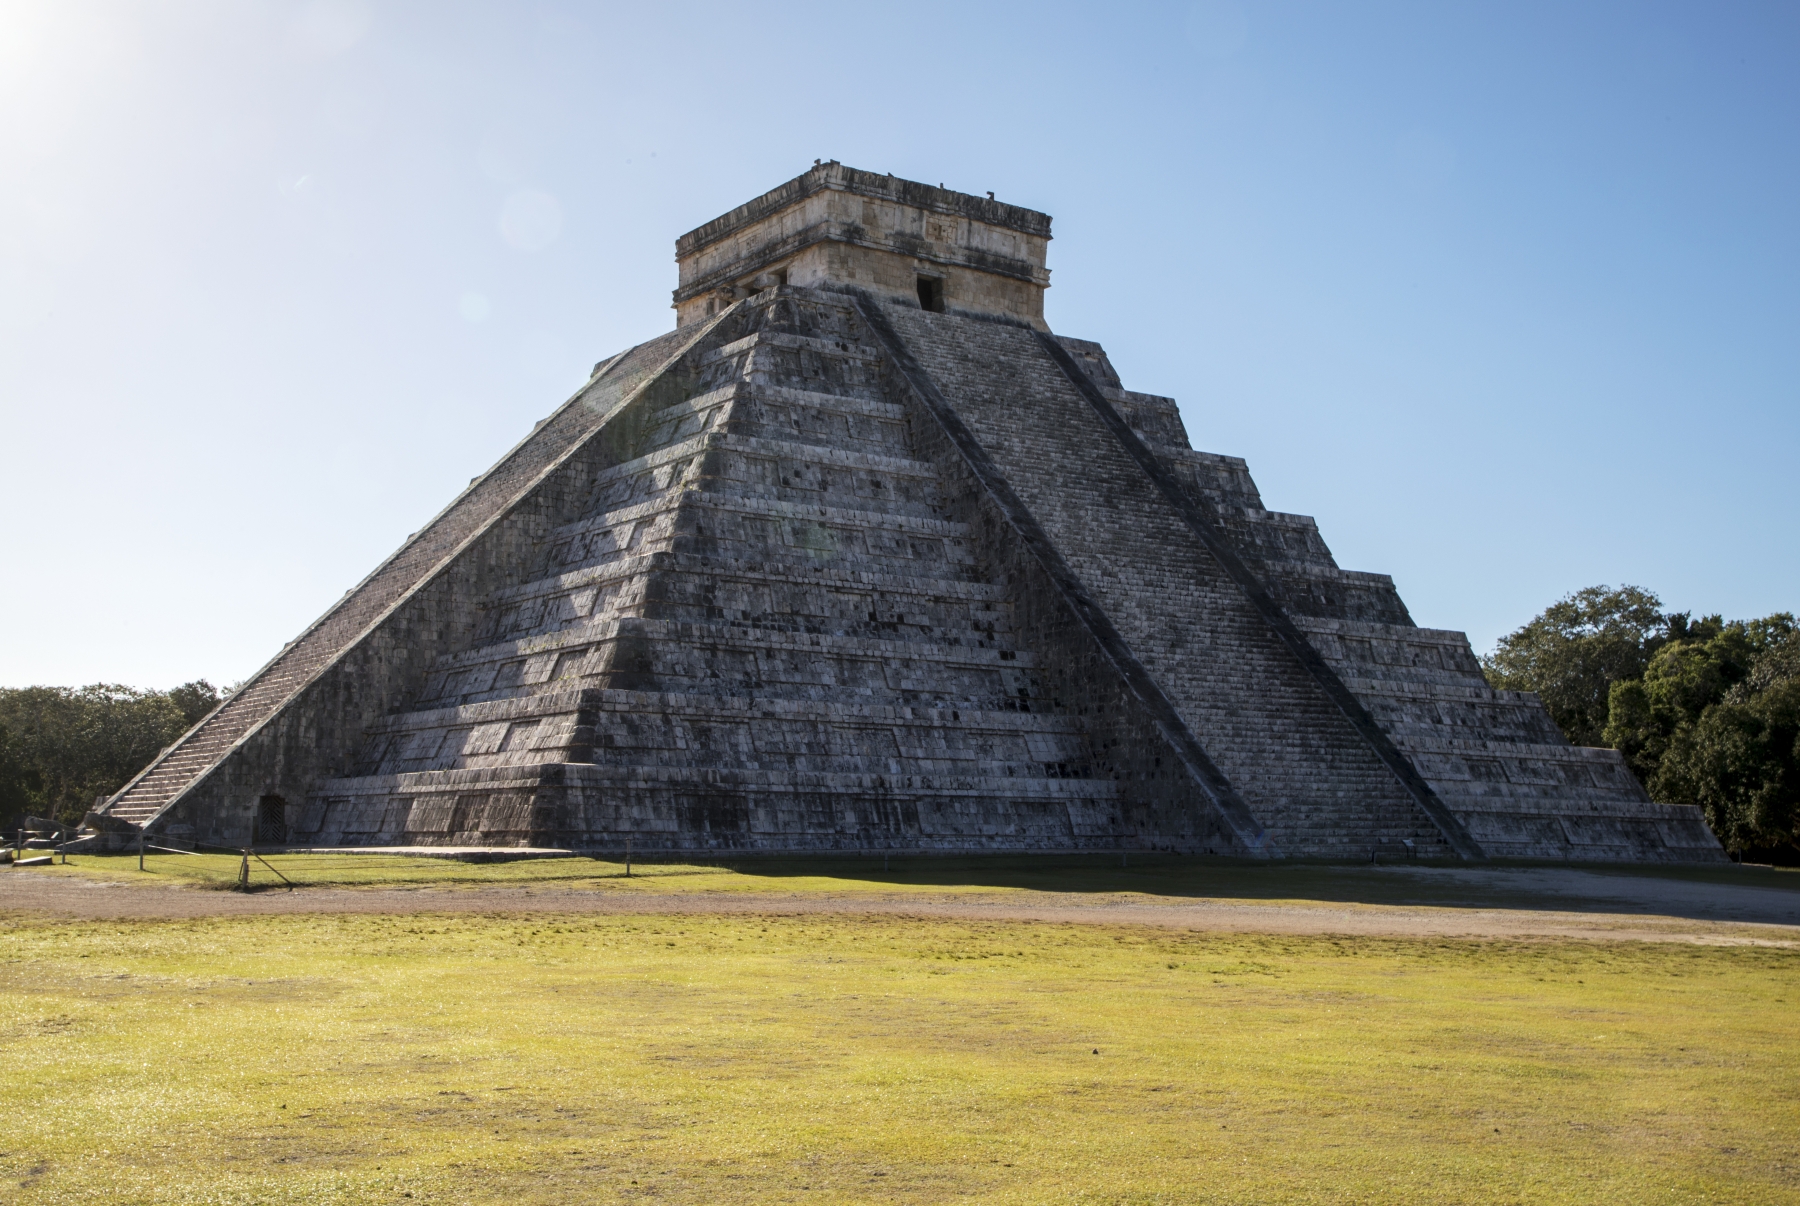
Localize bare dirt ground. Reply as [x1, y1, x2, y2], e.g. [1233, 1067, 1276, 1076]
[4, 862, 1797, 945]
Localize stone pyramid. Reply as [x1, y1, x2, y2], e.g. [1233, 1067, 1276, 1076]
[96, 163, 1722, 861]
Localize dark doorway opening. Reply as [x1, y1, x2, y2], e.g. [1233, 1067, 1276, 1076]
[916, 276, 945, 313]
[256, 795, 289, 846]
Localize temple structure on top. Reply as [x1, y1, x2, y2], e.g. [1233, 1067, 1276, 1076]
[672, 162, 1052, 330]
[90, 164, 1724, 863]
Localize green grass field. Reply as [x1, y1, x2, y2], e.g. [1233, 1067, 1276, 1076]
[2, 858, 1796, 1204]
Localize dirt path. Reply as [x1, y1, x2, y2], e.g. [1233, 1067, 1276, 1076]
[4, 865, 1797, 945]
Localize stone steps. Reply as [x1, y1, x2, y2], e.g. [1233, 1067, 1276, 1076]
[479, 550, 1012, 651]
[298, 758, 1138, 853]
[704, 329, 884, 367]
[647, 380, 901, 427]
[408, 615, 1048, 712]
[349, 685, 1073, 742]
[1338, 669, 1524, 691]
[317, 761, 1124, 797]
[353, 689, 1097, 779]
[544, 484, 968, 553]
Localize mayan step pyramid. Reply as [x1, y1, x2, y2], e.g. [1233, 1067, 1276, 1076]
[96, 163, 1722, 861]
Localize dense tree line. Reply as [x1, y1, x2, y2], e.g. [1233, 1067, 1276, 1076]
[1483, 586, 1798, 859]
[0, 681, 223, 832]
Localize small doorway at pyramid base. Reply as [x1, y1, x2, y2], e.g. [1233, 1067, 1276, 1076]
[256, 795, 289, 847]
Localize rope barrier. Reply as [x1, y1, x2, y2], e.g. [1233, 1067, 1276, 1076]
[113, 836, 296, 890]
[248, 849, 296, 890]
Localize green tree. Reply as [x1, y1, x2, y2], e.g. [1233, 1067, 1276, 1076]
[1481, 585, 1668, 747]
[0, 685, 192, 826]
[1605, 615, 1796, 782]
[1733, 617, 1800, 698]
[166, 680, 223, 729]
[1654, 678, 1800, 854]
[0, 722, 42, 834]
[1603, 616, 1751, 781]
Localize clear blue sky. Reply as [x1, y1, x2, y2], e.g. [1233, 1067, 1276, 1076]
[3, 1, 1795, 689]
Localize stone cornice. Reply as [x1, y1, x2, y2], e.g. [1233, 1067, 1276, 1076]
[672, 216, 1050, 305]
[675, 162, 1052, 260]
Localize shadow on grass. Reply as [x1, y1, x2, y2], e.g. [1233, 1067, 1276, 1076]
[46, 850, 1800, 926]
[712, 851, 1800, 913]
